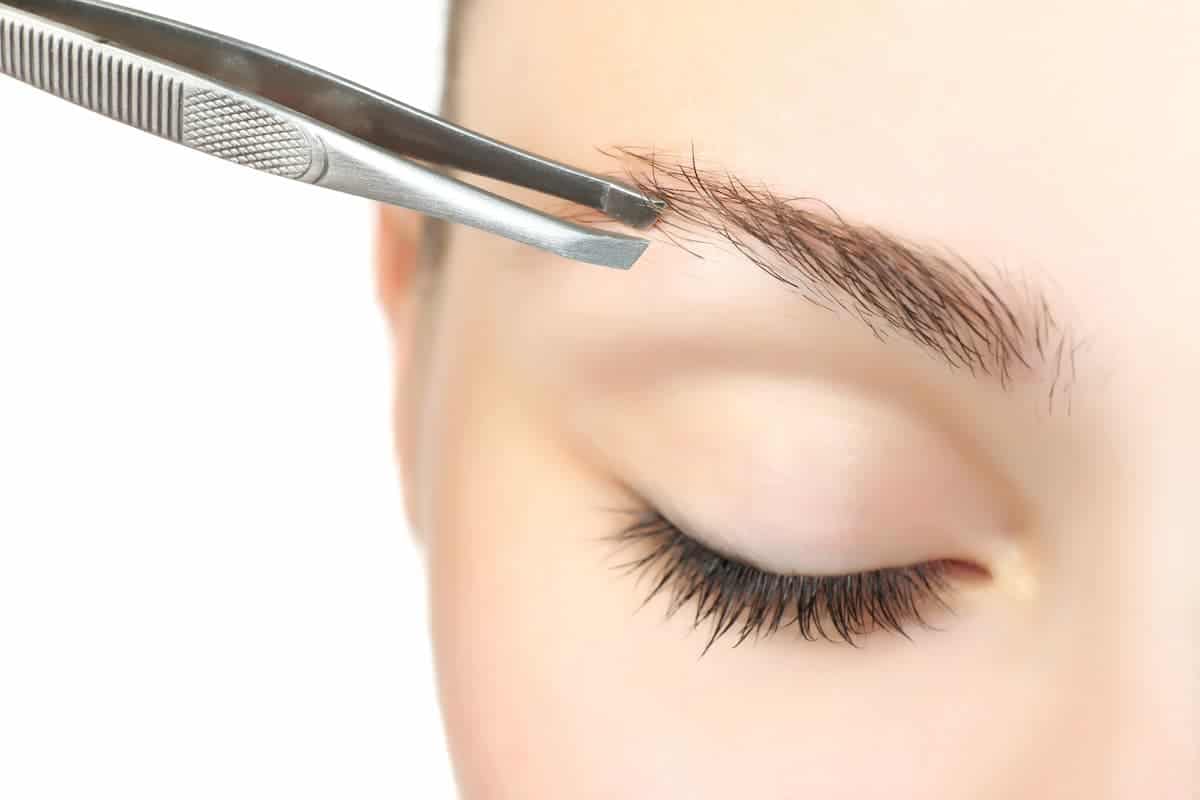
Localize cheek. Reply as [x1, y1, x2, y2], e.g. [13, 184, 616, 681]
[425, 370, 757, 796]
[426, 413, 672, 798]
[420, 264, 647, 797]
[428, 492, 1038, 800]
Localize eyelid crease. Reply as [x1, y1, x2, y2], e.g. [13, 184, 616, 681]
[606, 509, 960, 654]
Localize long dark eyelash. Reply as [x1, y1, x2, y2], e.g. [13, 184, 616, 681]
[609, 511, 954, 654]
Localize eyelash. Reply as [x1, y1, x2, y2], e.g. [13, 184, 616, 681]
[610, 511, 956, 652]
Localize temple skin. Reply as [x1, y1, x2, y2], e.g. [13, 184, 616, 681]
[374, 1, 1198, 797]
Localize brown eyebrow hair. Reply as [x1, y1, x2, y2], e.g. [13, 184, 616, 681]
[595, 146, 1077, 401]
[436, 2, 1077, 404]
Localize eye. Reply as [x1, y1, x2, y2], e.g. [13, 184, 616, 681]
[610, 510, 969, 653]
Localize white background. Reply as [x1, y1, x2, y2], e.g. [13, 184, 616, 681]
[0, 2, 456, 797]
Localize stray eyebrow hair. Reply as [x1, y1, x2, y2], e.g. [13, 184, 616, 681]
[600, 146, 1076, 400]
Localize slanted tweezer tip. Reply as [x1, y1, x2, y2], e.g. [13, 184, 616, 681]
[601, 183, 666, 230]
[560, 230, 649, 270]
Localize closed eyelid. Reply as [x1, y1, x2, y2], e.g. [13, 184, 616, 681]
[591, 373, 1022, 577]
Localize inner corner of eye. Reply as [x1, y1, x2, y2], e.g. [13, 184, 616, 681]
[936, 558, 992, 583]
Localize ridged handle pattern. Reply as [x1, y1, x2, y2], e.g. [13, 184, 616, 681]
[0, 11, 317, 180]
[0, 14, 182, 140]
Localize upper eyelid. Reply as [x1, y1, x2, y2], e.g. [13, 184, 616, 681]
[593, 374, 1018, 576]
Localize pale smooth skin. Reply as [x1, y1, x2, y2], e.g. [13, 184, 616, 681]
[375, 2, 1198, 797]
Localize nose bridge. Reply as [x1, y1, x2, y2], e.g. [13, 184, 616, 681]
[1102, 386, 1199, 797]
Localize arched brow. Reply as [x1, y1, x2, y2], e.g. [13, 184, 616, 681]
[591, 145, 1077, 405]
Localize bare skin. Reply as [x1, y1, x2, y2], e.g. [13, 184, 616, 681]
[376, 2, 1197, 797]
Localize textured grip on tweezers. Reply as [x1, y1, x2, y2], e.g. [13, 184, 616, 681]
[0, 11, 318, 180]
[182, 89, 312, 178]
[0, 14, 182, 139]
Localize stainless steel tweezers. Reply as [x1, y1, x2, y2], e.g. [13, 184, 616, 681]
[0, 0, 664, 268]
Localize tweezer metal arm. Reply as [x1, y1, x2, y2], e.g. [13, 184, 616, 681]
[0, 0, 661, 267]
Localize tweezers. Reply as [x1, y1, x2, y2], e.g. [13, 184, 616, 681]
[0, 0, 664, 268]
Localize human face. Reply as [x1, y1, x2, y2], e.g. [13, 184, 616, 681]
[377, 1, 1197, 797]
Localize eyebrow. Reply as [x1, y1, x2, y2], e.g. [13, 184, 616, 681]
[598, 146, 1077, 405]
